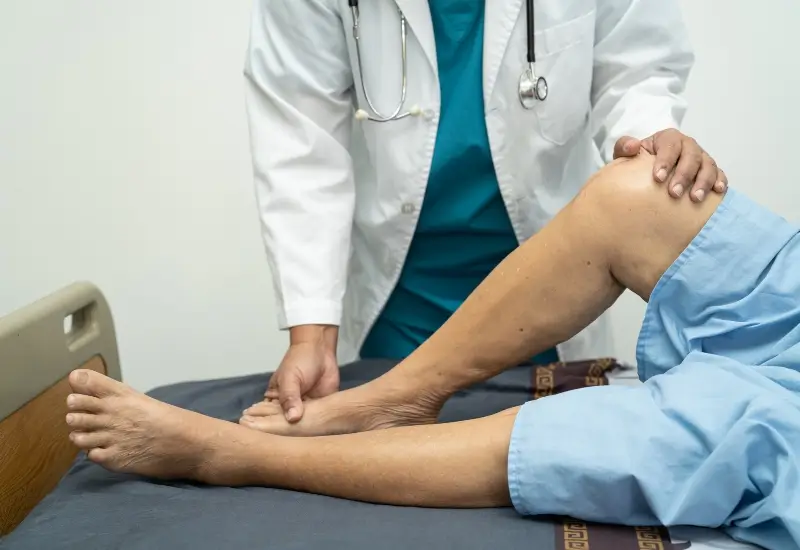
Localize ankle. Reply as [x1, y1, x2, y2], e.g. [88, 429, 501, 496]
[193, 423, 261, 486]
[373, 362, 452, 409]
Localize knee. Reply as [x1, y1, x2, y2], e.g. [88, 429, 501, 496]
[577, 153, 666, 214]
[574, 152, 723, 232]
[570, 152, 725, 298]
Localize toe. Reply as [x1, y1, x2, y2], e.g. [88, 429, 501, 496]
[69, 430, 111, 450]
[86, 447, 113, 465]
[66, 412, 110, 431]
[243, 401, 283, 417]
[69, 369, 125, 398]
[66, 393, 104, 413]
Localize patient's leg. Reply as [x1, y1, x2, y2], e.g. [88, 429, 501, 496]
[241, 151, 725, 436]
[65, 370, 514, 508]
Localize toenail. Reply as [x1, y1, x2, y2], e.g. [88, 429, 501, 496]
[75, 371, 88, 384]
[66, 414, 74, 424]
[241, 415, 254, 422]
[67, 395, 76, 406]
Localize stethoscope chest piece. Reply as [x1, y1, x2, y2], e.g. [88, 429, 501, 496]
[519, 0, 547, 109]
[519, 66, 548, 109]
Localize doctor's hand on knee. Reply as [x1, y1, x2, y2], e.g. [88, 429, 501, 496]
[259, 325, 340, 423]
[614, 129, 728, 202]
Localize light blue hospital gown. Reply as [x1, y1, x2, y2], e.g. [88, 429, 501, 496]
[508, 188, 800, 550]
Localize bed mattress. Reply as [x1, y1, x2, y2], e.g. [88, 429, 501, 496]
[1, 360, 760, 550]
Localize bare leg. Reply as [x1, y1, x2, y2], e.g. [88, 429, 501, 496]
[65, 370, 514, 508]
[63, 153, 727, 507]
[241, 151, 724, 436]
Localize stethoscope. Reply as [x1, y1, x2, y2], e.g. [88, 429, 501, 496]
[349, 0, 548, 123]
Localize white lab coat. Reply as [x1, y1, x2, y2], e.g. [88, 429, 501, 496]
[243, 0, 694, 364]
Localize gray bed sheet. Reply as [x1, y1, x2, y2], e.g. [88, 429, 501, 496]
[0, 360, 751, 550]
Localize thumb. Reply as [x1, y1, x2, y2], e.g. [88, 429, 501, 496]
[613, 136, 640, 159]
[278, 371, 304, 423]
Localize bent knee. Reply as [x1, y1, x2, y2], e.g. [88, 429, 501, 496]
[574, 152, 725, 298]
[581, 152, 723, 219]
[582, 153, 659, 198]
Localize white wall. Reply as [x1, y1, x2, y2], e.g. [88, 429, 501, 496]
[1, 1, 799, 391]
[0, 1, 287, 391]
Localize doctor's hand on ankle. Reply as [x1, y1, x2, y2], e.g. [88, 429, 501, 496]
[261, 325, 340, 423]
[614, 129, 728, 202]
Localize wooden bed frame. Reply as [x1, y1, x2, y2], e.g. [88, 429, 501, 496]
[0, 282, 121, 535]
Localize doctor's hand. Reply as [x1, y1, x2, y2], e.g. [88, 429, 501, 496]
[614, 129, 728, 202]
[261, 325, 340, 423]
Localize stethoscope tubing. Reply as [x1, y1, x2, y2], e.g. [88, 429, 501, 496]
[350, 0, 545, 122]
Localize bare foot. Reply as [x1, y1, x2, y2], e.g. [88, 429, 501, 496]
[239, 377, 444, 436]
[65, 369, 240, 482]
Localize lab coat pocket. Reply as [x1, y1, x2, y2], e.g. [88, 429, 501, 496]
[533, 14, 595, 146]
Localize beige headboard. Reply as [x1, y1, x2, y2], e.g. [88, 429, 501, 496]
[0, 281, 122, 535]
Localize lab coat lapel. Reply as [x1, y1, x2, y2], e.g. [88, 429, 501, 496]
[483, 0, 524, 106]
[394, 0, 437, 75]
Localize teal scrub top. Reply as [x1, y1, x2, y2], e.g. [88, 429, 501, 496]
[361, 0, 559, 365]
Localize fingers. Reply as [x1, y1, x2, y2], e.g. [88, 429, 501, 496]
[714, 168, 729, 194]
[649, 129, 726, 201]
[652, 130, 683, 185]
[669, 145, 702, 198]
[613, 136, 641, 159]
[689, 152, 719, 202]
[277, 371, 304, 423]
[671, 136, 707, 198]
[264, 374, 278, 398]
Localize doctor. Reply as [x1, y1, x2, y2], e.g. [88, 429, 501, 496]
[244, 0, 726, 422]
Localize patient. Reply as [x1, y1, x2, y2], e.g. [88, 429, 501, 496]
[64, 151, 800, 550]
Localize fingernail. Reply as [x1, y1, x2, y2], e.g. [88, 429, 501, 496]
[694, 189, 705, 201]
[241, 415, 254, 422]
[286, 407, 300, 422]
[714, 181, 726, 192]
[656, 168, 667, 182]
[673, 184, 684, 197]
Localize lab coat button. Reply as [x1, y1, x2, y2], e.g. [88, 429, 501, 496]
[401, 203, 415, 214]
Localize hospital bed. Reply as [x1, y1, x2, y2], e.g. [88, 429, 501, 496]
[0, 283, 762, 549]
